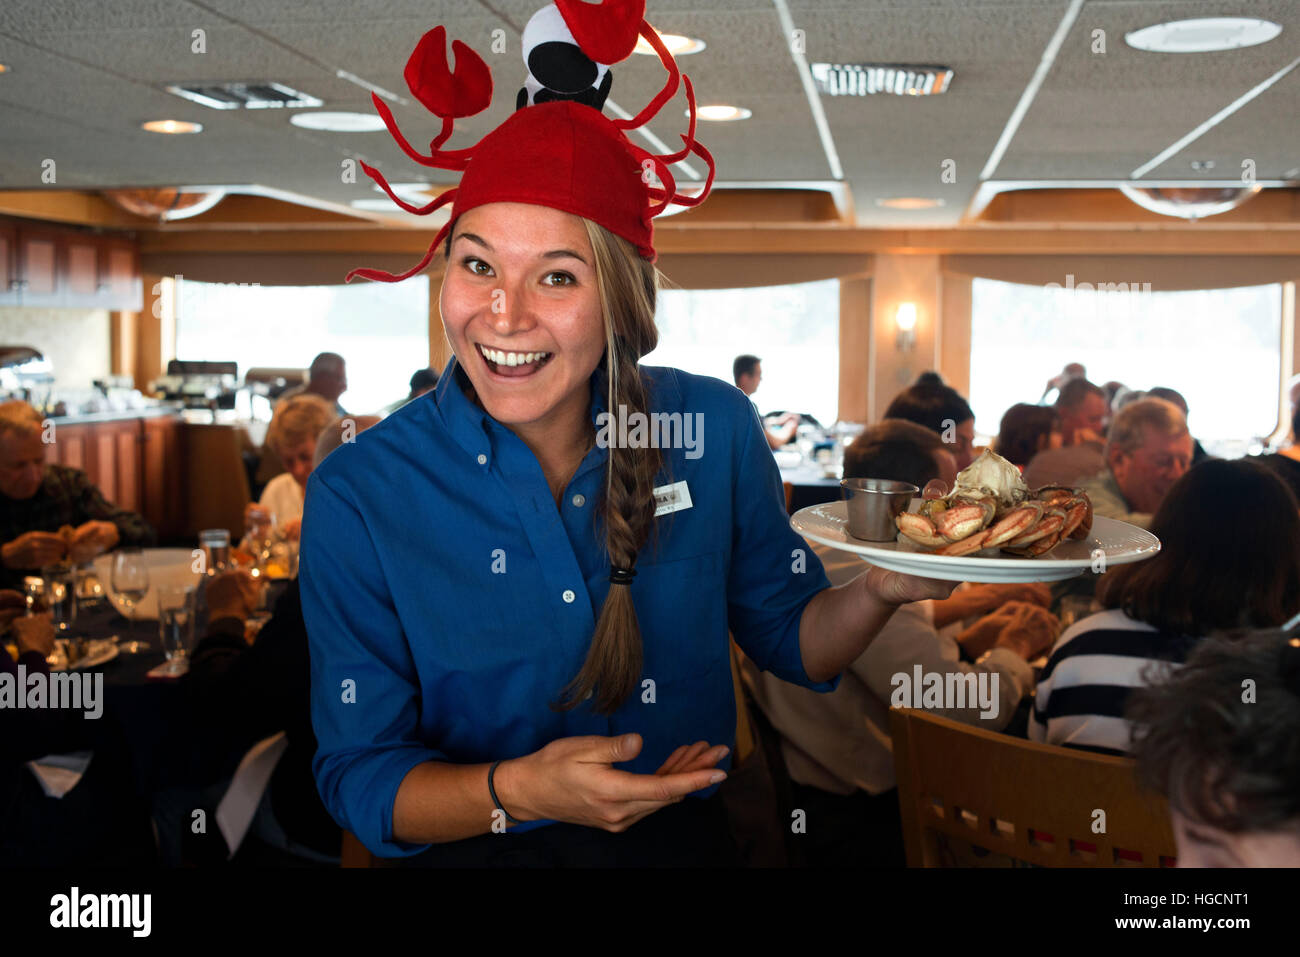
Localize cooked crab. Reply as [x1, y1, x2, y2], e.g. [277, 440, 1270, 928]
[895, 450, 1092, 557]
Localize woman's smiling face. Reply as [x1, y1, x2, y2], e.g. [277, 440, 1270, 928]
[440, 202, 605, 431]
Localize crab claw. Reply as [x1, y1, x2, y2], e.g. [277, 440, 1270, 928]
[983, 502, 1044, 549]
[897, 512, 949, 549]
[1063, 495, 1093, 540]
[405, 25, 493, 119]
[556, 0, 646, 65]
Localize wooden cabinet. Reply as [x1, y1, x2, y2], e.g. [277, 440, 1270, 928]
[0, 220, 141, 310]
[141, 414, 183, 539]
[43, 414, 185, 542]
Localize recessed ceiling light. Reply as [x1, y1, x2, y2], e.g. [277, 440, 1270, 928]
[0, 64, 8, 74]
[1190, 159, 1216, 171]
[634, 33, 705, 56]
[290, 111, 387, 132]
[142, 120, 202, 134]
[876, 197, 946, 210]
[1126, 18, 1281, 54]
[693, 105, 751, 121]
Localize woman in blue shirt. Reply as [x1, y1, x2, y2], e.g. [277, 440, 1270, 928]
[299, 9, 950, 865]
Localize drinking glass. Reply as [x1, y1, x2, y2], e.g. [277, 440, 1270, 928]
[157, 584, 195, 665]
[41, 564, 77, 638]
[23, 576, 46, 614]
[198, 528, 231, 575]
[111, 548, 150, 652]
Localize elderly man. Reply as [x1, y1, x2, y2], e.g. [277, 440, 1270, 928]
[279, 353, 348, 418]
[0, 401, 154, 589]
[1080, 397, 1192, 530]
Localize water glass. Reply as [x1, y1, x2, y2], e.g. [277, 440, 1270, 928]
[199, 529, 231, 575]
[40, 565, 77, 637]
[157, 585, 195, 661]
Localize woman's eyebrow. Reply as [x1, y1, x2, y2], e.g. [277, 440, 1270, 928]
[455, 231, 588, 266]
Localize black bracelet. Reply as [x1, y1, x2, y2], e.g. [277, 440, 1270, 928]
[487, 760, 521, 826]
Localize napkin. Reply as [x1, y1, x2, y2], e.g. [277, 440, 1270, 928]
[26, 750, 94, 799]
[216, 731, 289, 858]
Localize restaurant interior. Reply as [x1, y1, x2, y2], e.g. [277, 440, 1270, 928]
[2, 0, 1299, 891]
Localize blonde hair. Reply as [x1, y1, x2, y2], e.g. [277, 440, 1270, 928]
[1106, 397, 1188, 459]
[551, 219, 665, 715]
[0, 400, 44, 441]
[267, 394, 335, 456]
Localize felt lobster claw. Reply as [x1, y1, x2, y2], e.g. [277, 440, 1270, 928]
[405, 24, 493, 119]
[555, 0, 645, 65]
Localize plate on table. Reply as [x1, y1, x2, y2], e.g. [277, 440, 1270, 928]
[92, 548, 203, 620]
[48, 639, 119, 671]
[791, 501, 1160, 583]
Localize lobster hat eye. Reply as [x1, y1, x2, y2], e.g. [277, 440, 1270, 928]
[523, 3, 608, 94]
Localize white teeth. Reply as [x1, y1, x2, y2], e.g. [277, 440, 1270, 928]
[479, 344, 551, 368]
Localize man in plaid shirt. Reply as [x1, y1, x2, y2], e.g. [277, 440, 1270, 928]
[0, 401, 155, 590]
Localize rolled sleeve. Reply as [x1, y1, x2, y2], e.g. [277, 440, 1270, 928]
[299, 470, 444, 857]
[725, 392, 837, 692]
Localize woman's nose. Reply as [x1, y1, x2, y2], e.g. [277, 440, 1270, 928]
[486, 280, 538, 333]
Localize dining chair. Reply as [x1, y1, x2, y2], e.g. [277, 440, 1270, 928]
[889, 708, 1176, 867]
[340, 830, 392, 868]
[782, 481, 793, 514]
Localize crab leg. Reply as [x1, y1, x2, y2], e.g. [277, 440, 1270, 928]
[1005, 509, 1065, 548]
[897, 513, 949, 548]
[982, 502, 1043, 548]
[936, 530, 992, 556]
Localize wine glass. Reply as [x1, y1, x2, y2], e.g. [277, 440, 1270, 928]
[111, 548, 150, 653]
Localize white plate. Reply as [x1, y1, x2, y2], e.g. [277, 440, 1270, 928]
[791, 501, 1160, 583]
[93, 548, 202, 620]
[49, 639, 119, 671]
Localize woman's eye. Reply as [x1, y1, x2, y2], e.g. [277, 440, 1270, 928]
[545, 272, 575, 287]
[462, 257, 492, 276]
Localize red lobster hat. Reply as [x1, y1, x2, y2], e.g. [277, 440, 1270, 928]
[346, 0, 716, 282]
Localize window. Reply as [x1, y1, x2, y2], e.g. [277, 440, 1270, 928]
[645, 279, 840, 425]
[969, 278, 1283, 448]
[174, 277, 430, 415]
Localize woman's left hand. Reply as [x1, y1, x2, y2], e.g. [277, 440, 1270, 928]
[863, 564, 958, 606]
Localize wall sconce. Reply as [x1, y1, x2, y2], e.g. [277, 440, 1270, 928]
[895, 302, 917, 351]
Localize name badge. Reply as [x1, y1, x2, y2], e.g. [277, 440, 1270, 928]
[652, 480, 692, 517]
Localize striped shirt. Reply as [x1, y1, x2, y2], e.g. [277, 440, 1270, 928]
[1029, 608, 1197, 755]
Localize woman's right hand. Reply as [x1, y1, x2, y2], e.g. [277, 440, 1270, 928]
[496, 733, 729, 833]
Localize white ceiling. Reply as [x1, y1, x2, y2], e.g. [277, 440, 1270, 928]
[0, 0, 1296, 226]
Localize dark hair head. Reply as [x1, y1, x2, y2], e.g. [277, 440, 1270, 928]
[408, 367, 439, 396]
[843, 419, 946, 489]
[1128, 630, 1300, 833]
[1055, 377, 1104, 412]
[1098, 459, 1300, 636]
[883, 375, 974, 437]
[1101, 380, 1126, 405]
[994, 404, 1060, 467]
[1147, 387, 1188, 415]
[733, 355, 760, 385]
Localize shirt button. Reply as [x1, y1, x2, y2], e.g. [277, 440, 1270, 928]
[562, 589, 576, 603]
[477, 453, 487, 465]
[571, 494, 585, 508]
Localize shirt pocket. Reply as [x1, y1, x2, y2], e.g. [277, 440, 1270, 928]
[633, 550, 727, 686]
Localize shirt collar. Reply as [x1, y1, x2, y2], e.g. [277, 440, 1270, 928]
[434, 353, 610, 462]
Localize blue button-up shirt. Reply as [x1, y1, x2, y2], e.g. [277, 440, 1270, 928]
[299, 357, 835, 856]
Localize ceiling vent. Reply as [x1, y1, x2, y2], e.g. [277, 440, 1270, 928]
[811, 63, 953, 97]
[164, 81, 323, 110]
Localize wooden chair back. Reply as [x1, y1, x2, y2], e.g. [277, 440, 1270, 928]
[889, 708, 1176, 867]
